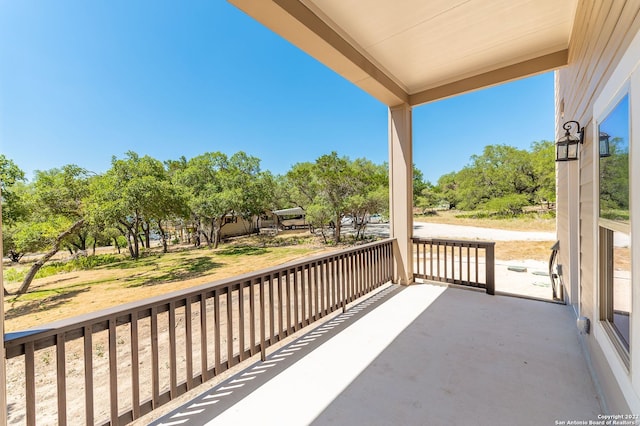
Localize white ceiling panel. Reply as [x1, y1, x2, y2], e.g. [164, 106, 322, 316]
[230, 0, 577, 105]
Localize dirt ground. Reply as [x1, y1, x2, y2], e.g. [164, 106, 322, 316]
[3, 234, 330, 332]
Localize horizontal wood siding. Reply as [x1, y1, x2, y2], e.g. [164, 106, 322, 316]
[221, 219, 255, 238]
[580, 127, 595, 319]
[558, 0, 640, 319]
[557, 0, 640, 413]
[564, 1, 640, 121]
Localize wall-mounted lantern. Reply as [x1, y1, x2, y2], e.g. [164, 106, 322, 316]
[599, 131, 611, 158]
[556, 120, 584, 161]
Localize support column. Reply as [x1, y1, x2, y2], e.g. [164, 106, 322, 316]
[389, 104, 413, 285]
[0, 195, 6, 425]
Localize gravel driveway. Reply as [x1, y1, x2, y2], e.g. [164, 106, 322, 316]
[362, 223, 555, 241]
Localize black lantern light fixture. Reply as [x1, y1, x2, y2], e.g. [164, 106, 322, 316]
[599, 131, 611, 158]
[556, 120, 584, 161]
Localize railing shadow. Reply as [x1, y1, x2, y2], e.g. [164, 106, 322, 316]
[4, 239, 395, 426]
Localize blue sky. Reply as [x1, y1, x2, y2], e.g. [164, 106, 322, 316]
[0, 1, 555, 184]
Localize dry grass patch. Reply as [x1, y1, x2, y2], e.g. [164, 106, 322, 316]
[415, 210, 555, 232]
[415, 211, 556, 262]
[3, 217, 558, 332]
[3, 233, 330, 332]
[494, 240, 555, 261]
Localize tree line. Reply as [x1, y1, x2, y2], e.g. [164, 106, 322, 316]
[1, 151, 388, 294]
[599, 137, 629, 221]
[415, 141, 555, 215]
[1, 141, 555, 294]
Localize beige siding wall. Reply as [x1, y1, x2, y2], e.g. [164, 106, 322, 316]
[221, 218, 256, 238]
[580, 123, 595, 314]
[557, 0, 640, 413]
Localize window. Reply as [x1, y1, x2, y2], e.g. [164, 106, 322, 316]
[224, 216, 238, 224]
[598, 94, 631, 362]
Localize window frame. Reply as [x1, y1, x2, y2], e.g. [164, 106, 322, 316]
[596, 92, 632, 368]
[593, 90, 633, 373]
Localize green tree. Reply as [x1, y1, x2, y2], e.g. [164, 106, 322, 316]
[313, 152, 355, 242]
[0, 155, 26, 227]
[482, 193, 531, 216]
[266, 173, 290, 212]
[412, 164, 429, 201]
[345, 159, 388, 239]
[286, 153, 388, 243]
[13, 165, 90, 294]
[225, 152, 274, 234]
[2, 183, 30, 263]
[305, 203, 333, 243]
[436, 171, 462, 209]
[436, 143, 555, 212]
[529, 140, 556, 204]
[414, 181, 441, 212]
[142, 178, 189, 253]
[284, 162, 319, 209]
[1, 155, 26, 294]
[599, 137, 629, 218]
[88, 152, 182, 259]
[173, 151, 267, 248]
[432, 141, 556, 213]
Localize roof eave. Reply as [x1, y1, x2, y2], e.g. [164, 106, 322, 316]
[409, 49, 569, 106]
[229, 0, 571, 107]
[229, 0, 408, 106]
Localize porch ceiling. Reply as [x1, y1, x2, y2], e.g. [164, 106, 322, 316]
[229, 0, 577, 106]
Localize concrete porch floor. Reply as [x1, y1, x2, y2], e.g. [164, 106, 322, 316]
[153, 284, 602, 426]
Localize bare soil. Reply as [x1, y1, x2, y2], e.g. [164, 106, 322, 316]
[3, 232, 330, 332]
[414, 211, 555, 261]
[494, 240, 554, 261]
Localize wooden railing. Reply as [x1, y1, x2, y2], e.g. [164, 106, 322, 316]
[4, 239, 394, 425]
[412, 238, 495, 295]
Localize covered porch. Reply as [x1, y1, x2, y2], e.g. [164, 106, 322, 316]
[2, 0, 616, 423]
[3, 239, 582, 425]
[224, 0, 576, 288]
[148, 283, 601, 425]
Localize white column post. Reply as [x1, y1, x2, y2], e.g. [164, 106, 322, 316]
[389, 104, 414, 285]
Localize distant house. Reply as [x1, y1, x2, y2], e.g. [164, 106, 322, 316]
[219, 214, 255, 238]
[168, 214, 257, 244]
[271, 207, 309, 230]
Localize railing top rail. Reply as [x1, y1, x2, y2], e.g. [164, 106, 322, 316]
[411, 237, 495, 247]
[5, 238, 395, 345]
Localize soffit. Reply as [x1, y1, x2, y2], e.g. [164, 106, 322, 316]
[229, 0, 577, 106]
